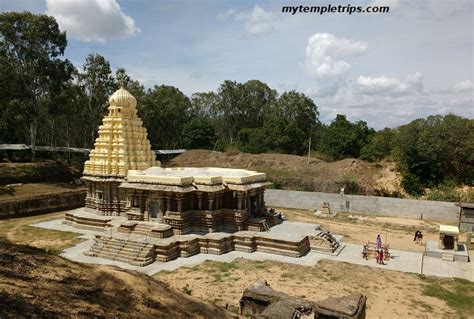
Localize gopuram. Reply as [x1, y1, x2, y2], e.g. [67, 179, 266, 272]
[64, 87, 339, 266]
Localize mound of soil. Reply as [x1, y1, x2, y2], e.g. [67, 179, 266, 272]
[166, 150, 401, 195]
[0, 239, 230, 318]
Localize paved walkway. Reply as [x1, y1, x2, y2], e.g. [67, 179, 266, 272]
[33, 219, 473, 281]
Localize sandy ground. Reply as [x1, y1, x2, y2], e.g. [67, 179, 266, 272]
[154, 208, 472, 318]
[278, 208, 443, 252]
[2, 211, 472, 318]
[156, 258, 459, 318]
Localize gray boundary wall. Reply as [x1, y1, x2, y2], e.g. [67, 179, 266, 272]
[265, 189, 459, 222]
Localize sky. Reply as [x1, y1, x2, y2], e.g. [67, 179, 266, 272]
[0, 0, 473, 129]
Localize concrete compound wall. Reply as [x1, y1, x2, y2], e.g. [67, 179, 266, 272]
[265, 189, 459, 222]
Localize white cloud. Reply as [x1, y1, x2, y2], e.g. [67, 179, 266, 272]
[356, 72, 423, 96]
[453, 80, 473, 92]
[308, 75, 472, 129]
[46, 0, 140, 43]
[218, 5, 275, 36]
[303, 33, 368, 77]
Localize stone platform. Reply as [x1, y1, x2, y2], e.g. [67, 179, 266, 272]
[61, 208, 345, 266]
[87, 222, 318, 265]
[63, 208, 118, 230]
[425, 240, 470, 262]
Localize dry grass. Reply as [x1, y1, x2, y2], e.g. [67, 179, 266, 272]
[0, 212, 82, 254]
[0, 239, 231, 318]
[0, 183, 85, 202]
[156, 258, 473, 318]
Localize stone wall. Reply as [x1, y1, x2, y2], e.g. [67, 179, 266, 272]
[266, 189, 459, 222]
[0, 190, 86, 218]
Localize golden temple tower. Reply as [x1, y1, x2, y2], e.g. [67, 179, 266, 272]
[82, 87, 159, 215]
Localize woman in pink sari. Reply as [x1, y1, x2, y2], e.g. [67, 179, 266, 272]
[376, 234, 382, 251]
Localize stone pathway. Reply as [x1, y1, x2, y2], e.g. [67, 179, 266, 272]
[33, 219, 473, 281]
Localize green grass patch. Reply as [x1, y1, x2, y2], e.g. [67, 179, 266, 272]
[422, 277, 474, 317]
[0, 213, 82, 252]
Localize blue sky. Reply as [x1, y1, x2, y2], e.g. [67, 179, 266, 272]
[1, 0, 472, 128]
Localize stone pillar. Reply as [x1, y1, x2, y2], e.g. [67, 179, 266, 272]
[159, 195, 165, 214]
[237, 192, 244, 210]
[176, 194, 184, 212]
[208, 194, 215, 211]
[144, 197, 150, 221]
[189, 194, 194, 210]
[196, 192, 203, 210]
[167, 195, 172, 213]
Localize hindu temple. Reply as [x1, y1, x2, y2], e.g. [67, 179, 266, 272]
[64, 87, 339, 266]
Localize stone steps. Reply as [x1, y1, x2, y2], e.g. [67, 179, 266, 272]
[86, 235, 156, 266]
[64, 212, 112, 230]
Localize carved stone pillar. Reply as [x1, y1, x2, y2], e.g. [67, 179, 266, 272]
[208, 194, 215, 211]
[196, 192, 203, 210]
[176, 194, 184, 212]
[237, 192, 244, 210]
[189, 194, 194, 210]
[167, 195, 172, 212]
[159, 195, 165, 214]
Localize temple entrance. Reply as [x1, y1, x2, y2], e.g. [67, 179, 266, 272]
[149, 201, 160, 219]
[443, 235, 455, 250]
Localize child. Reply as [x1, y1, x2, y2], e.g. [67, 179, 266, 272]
[376, 249, 380, 264]
[379, 249, 384, 265]
[362, 245, 368, 260]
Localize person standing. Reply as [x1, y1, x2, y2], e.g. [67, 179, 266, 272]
[376, 234, 382, 251]
[379, 249, 385, 265]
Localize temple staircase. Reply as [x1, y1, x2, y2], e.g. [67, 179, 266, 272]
[86, 235, 156, 266]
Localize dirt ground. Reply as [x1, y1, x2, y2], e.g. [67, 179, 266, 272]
[156, 258, 473, 318]
[0, 239, 231, 318]
[154, 209, 473, 318]
[0, 183, 85, 202]
[167, 149, 399, 195]
[2, 211, 472, 318]
[279, 208, 445, 252]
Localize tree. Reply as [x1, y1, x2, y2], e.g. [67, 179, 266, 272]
[182, 117, 216, 149]
[238, 91, 319, 155]
[80, 53, 115, 147]
[394, 114, 474, 195]
[214, 80, 277, 144]
[0, 12, 71, 160]
[359, 128, 396, 162]
[190, 92, 219, 120]
[318, 114, 374, 159]
[139, 85, 191, 149]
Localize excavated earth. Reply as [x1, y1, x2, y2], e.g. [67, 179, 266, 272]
[0, 239, 231, 318]
[166, 149, 402, 195]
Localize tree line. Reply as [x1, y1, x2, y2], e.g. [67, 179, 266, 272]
[0, 12, 472, 197]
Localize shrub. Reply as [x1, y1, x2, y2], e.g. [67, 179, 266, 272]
[181, 284, 192, 295]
